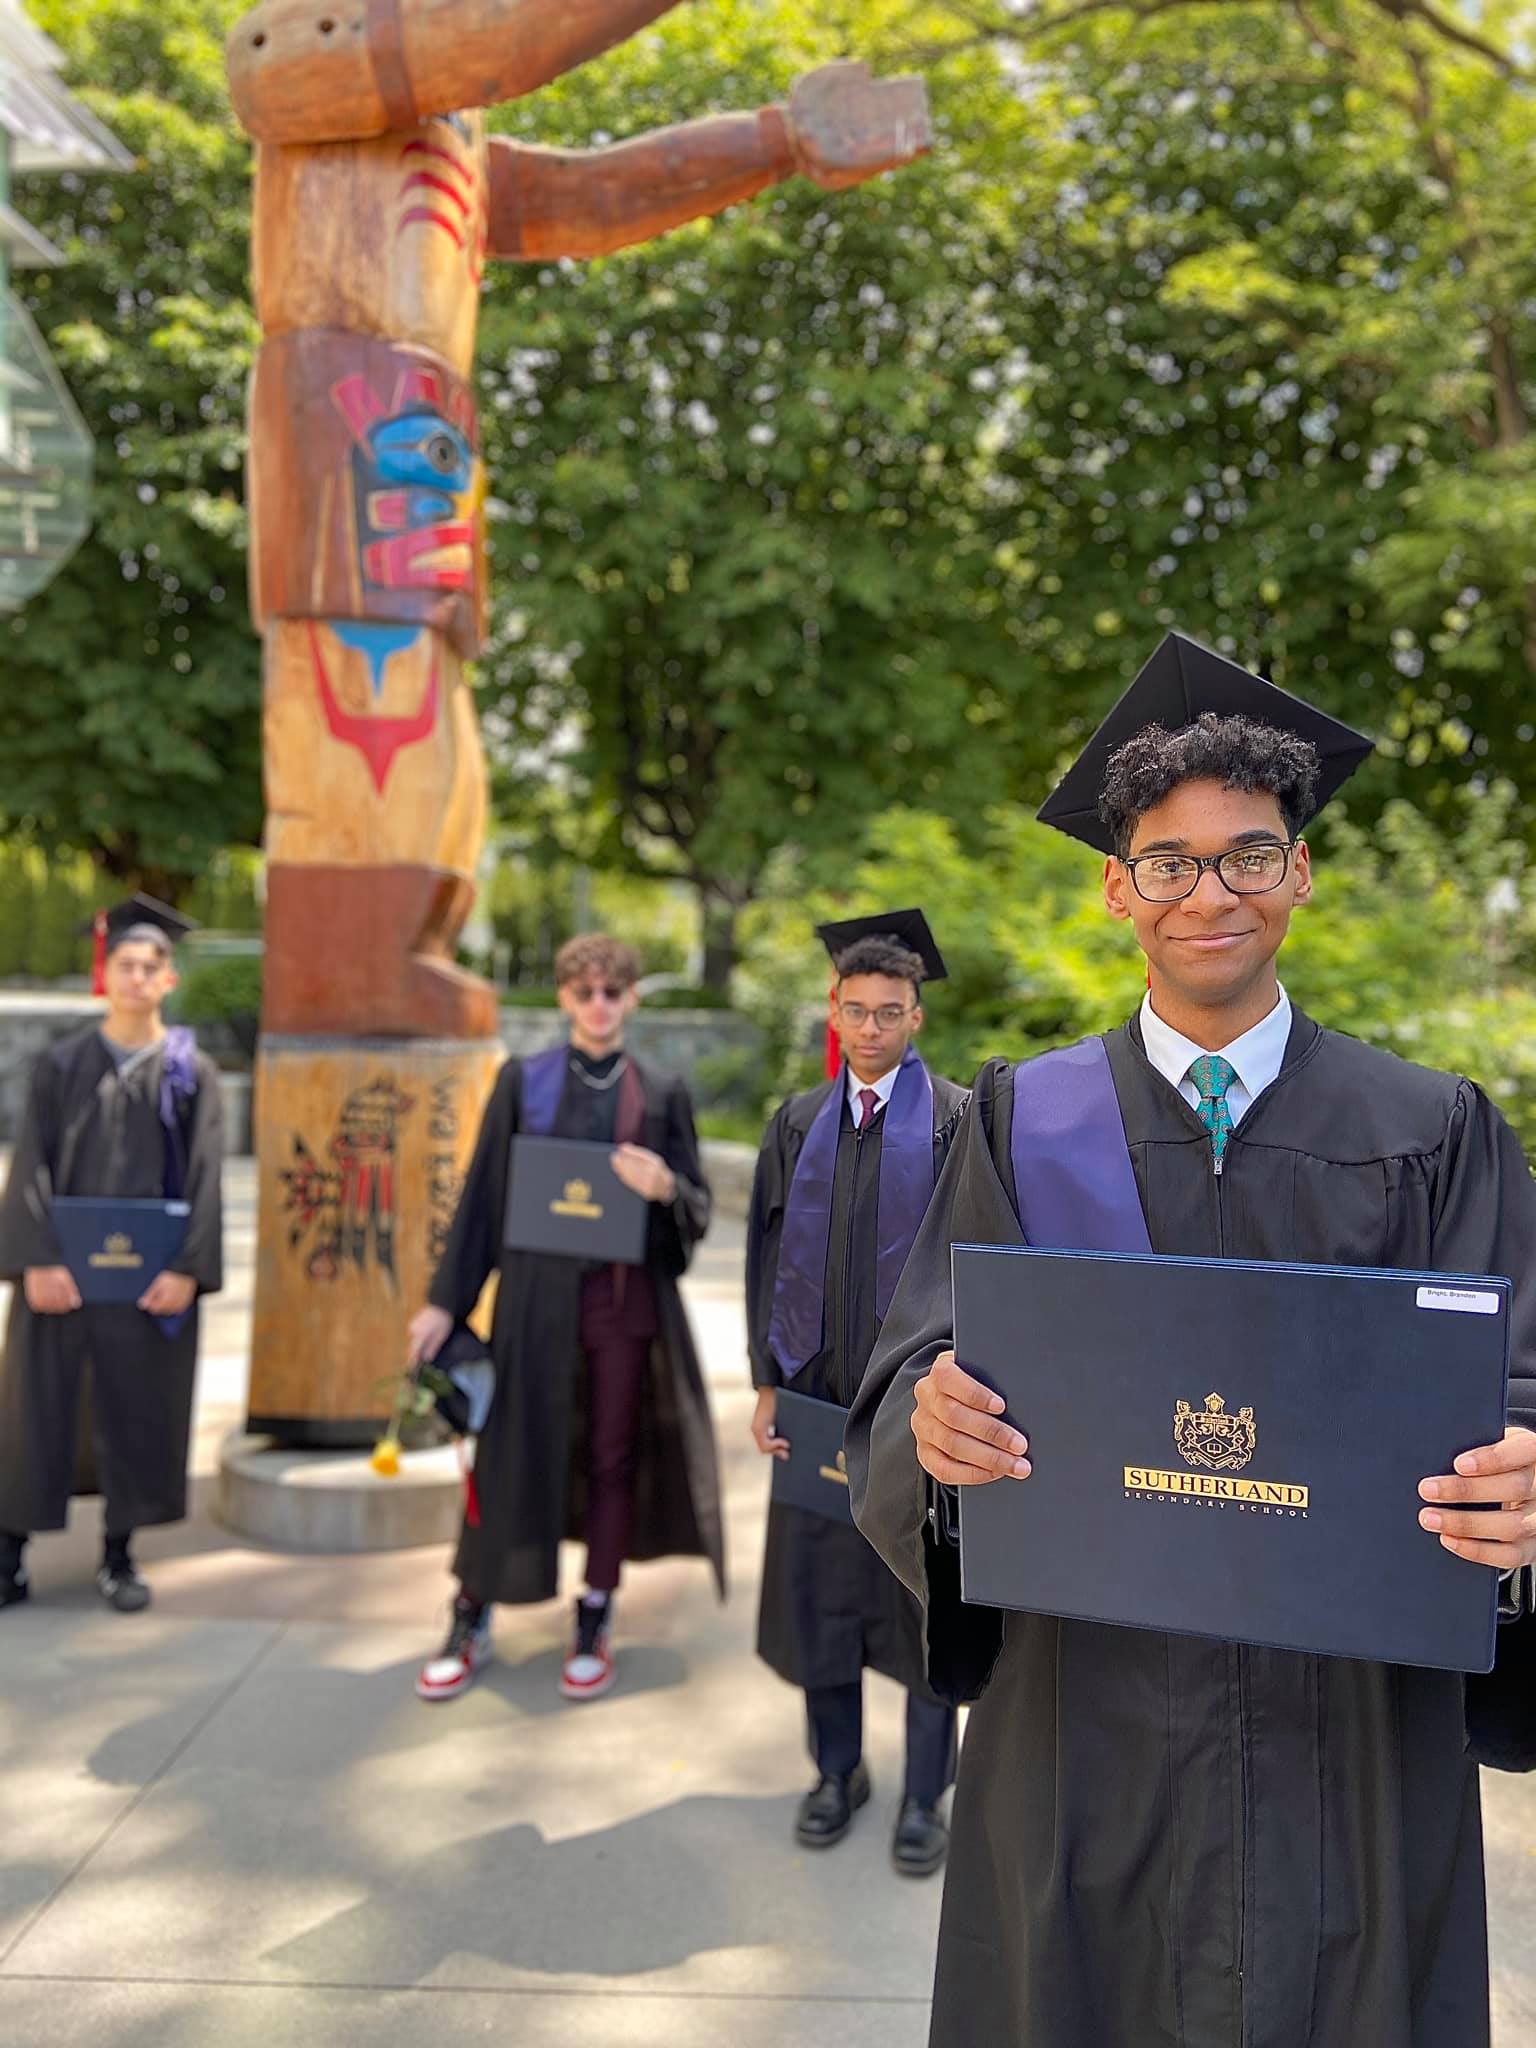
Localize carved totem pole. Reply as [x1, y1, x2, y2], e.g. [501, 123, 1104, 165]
[225, 0, 931, 1439]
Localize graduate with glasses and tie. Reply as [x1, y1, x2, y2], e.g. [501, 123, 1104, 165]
[846, 637, 1536, 2048]
[746, 912, 968, 1876]
[407, 932, 722, 1706]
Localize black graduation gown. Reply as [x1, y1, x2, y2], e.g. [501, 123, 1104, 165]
[747, 1072, 968, 1693]
[846, 1010, 1536, 2048]
[0, 1026, 224, 1533]
[428, 1051, 724, 1607]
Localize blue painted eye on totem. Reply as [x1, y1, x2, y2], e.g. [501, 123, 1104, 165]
[369, 411, 476, 494]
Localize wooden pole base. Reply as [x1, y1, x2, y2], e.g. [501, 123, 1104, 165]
[248, 1034, 502, 1443]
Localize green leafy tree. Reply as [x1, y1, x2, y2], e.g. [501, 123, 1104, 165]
[476, 1, 1037, 986]
[896, 0, 1536, 808]
[1, 0, 260, 898]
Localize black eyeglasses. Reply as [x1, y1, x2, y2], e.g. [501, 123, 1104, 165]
[1122, 841, 1297, 903]
[836, 1001, 916, 1030]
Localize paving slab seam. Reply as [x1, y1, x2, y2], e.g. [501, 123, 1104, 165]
[0, 1975, 930, 2005]
[0, 1621, 291, 1974]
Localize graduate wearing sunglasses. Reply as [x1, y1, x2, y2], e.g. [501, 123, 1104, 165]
[407, 932, 722, 1704]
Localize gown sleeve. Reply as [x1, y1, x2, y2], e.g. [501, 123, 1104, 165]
[744, 1106, 791, 1391]
[1429, 1082, 1536, 1768]
[845, 1059, 1021, 1706]
[428, 1058, 519, 1321]
[168, 1053, 225, 1292]
[645, 1077, 711, 1279]
[0, 1046, 66, 1279]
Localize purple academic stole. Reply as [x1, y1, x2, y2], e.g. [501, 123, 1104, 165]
[519, 1044, 646, 1146]
[768, 1045, 936, 1379]
[153, 1027, 201, 1338]
[1009, 1036, 1152, 1254]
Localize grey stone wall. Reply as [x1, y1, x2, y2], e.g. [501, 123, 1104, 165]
[0, 996, 104, 1141]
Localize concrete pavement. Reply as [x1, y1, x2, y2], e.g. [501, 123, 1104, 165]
[0, 1159, 1532, 2046]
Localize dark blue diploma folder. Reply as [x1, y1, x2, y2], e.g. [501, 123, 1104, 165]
[503, 1136, 648, 1265]
[770, 1388, 856, 1525]
[953, 1244, 1511, 1673]
[51, 1198, 190, 1306]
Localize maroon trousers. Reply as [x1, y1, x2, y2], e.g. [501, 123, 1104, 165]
[578, 1265, 658, 1593]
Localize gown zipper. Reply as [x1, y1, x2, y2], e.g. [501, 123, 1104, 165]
[1213, 1127, 1247, 2024]
[839, 1117, 868, 1406]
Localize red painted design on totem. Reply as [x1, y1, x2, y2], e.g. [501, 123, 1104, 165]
[281, 1078, 417, 1288]
[401, 170, 472, 218]
[399, 205, 466, 249]
[307, 621, 441, 793]
[362, 524, 474, 592]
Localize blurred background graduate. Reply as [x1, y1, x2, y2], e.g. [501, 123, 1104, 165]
[847, 639, 1536, 2048]
[407, 933, 722, 1709]
[747, 911, 967, 1876]
[0, 898, 224, 1615]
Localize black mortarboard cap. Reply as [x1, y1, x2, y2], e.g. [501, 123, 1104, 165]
[814, 908, 948, 984]
[1035, 632, 1375, 855]
[96, 894, 199, 954]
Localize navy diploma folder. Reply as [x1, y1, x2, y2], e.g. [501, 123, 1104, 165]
[953, 1244, 1511, 1673]
[770, 1389, 856, 1525]
[51, 1198, 191, 1306]
[503, 1136, 648, 1265]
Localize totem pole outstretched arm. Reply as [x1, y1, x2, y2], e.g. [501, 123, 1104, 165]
[486, 65, 931, 262]
[228, 0, 686, 144]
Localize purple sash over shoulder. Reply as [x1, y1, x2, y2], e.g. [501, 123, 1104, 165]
[1009, 1036, 1152, 1254]
[768, 1045, 935, 1379]
[155, 1027, 201, 1337]
[518, 1041, 647, 1146]
[519, 1043, 570, 1136]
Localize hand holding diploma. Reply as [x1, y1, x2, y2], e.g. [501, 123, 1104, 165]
[23, 1265, 81, 1315]
[912, 1351, 1032, 1486]
[751, 1387, 790, 1462]
[1419, 1426, 1536, 1571]
[609, 1143, 677, 1206]
[138, 1271, 196, 1317]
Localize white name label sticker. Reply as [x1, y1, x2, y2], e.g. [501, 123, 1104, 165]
[1416, 1285, 1501, 1316]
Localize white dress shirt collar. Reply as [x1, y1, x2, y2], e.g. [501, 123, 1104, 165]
[846, 1059, 901, 1120]
[1138, 985, 1293, 1129]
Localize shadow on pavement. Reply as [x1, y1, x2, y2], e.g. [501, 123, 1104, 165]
[267, 1792, 795, 1985]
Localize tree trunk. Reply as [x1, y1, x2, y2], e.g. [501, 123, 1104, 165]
[698, 888, 740, 997]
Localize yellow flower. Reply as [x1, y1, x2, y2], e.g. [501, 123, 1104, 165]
[370, 1437, 401, 1478]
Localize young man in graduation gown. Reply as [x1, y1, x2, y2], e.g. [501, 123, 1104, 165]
[408, 932, 723, 1704]
[0, 898, 224, 1614]
[748, 913, 967, 1876]
[846, 635, 1536, 2048]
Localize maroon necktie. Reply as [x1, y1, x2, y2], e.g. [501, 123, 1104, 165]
[857, 1086, 881, 1129]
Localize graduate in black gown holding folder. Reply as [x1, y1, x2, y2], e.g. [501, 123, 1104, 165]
[846, 637, 1536, 2048]
[747, 913, 967, 1875]
[408, 933, 722, 1707]
[0, 898, 223, 1615]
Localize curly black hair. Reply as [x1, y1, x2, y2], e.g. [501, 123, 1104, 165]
[833, 937, 926, 995]
[1100, 713, 1320, 857]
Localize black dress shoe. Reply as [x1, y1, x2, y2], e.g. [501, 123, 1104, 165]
[96, 1562, 151, 1614]
[0, 1565, 28, 1611]
[891, 1797, 948, 1877]
[794, 1761, 871, 1848]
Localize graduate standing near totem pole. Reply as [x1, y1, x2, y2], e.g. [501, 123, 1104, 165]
[747, 913, 967, 1876]
[0, 899, 224, 1615]
[407, 933, 722, 1705]
[846, 636, 1536, 2048]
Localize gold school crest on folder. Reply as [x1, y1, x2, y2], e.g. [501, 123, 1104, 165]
[1173, 1393, 1257, 1473]
[89, 1232, 143, 1270]
[551, 1177, 603, 1221]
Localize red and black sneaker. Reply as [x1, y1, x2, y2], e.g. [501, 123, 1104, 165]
[416, 1596, 491, 1702]
[559, 1594, 615, 1702]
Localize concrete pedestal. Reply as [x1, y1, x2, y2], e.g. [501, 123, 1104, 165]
[216, 1431, 463, 1552]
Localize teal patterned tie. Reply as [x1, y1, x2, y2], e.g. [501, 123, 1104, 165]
[1187, 1053, 1238, 1169]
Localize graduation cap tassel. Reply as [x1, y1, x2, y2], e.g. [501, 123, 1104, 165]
[825, 990, 840, 1082]
[90, 910, 107, 997]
